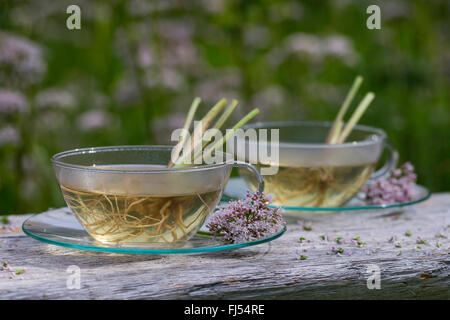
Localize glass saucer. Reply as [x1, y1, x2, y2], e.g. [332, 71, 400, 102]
[22, 204, 286, 254]
[223, 177, 431, 212]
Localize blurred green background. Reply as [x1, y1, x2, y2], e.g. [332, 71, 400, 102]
[0, 0, 449, 215]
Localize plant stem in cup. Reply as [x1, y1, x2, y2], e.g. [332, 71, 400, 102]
[336, 92, 375, 143]
[168, 97, 201, 168]
[171, 97, 259, 168]
[326, 75, 375, 144]
[327, 76, 363, 144]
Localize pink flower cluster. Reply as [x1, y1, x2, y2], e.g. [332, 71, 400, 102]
[0, 32, 46, 88]
[0, 89, 28, 115]
[363, 162, 417, 205]
[207, 190, 285, 244]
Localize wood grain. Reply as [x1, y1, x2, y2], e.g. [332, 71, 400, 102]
[0, 193, 449, 300]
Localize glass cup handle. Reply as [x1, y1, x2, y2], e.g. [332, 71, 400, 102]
[232, 161, 265, 193]
[369, 142, 399, 180]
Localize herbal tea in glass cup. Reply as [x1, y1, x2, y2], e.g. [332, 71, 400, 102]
[52, 146, 263, 245]
[236, 121, 397, 208]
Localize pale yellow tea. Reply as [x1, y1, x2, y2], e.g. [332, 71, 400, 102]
[242, 164, 375, 207]
[61, 185, 221, 244]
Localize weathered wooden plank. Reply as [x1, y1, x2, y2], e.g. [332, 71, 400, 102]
[0, 193, 449, 299]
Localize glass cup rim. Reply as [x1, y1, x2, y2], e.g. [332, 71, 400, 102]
[242, 120, 387, 149]
[51, 145, 233, 173]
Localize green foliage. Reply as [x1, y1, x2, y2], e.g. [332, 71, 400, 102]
[0, 0, 449, 215]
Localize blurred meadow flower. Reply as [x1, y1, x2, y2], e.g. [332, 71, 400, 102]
[306, 82, 344, 105]
[194, 68, 243, 102]
[127, 0, 181, 16]
[201, 0, 226, 13]
[127, 0, 155, 17]
[76, 109, 113, 132]
[382, 0, 411, 21]
[11, 0, 106, 43]
[90, 92, 110, 110]
[0, 126, 21, 147]
[21, 154, 37, 173]
[137, 43, 154, 68]
[169, 40, 198, 68]
[114, 77, 142, 107]
[0, 89, 28, 115]
[155, 20, 199, 71]
[268, 33, 359, 66]
[151, 113, 186, 144]
[157, 19, 194, 42]
[35, 111, 68, 132]
[244, 25, 270, 49]
[331, 0, 355, 11]
[10, 0, 98, 27]
[20, 176, 39, 200]
[324, 35, 359, 64]
[251, 86, 288, 119]
[268, 1, 304, 22]
[0, 33, 46, 88]
[117, 18, 198, 71]
[287, 33, 323, 56]
[195, 82, 241, 104]
[34, 88, 77, 111]
[142, 67, 186, 91]
[113, 28, 135, 69]
[10, 0, 57, 25]
[160, 68, 186, 90]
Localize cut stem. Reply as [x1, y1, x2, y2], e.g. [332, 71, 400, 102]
[326, 76, 363, 144]
[197, 108, 260, 166]
[328, 119, 343, 144]
[337, 92, 375, 143]
[168, 97, 201, 168]
[173, 98, 227, 167]
[201, 99, 239, 150]
[199, 98, 228, 131]
[212, 99, 239, 130]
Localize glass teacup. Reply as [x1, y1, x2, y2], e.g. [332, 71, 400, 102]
[236, 121, 398, 208]
[51, 146, 263, 244]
